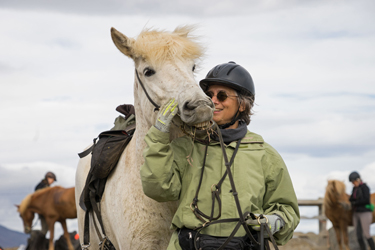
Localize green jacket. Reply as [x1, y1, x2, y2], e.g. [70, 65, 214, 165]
[141, 126, 300, 247]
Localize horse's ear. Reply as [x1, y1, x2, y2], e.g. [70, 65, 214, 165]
[15, 204, 20, 210]
[111, 27, 135, 59]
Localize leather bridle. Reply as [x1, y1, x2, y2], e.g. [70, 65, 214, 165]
[135, 70, 160, 112]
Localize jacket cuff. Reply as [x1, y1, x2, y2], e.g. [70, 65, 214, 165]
[149, 125, 170, 144]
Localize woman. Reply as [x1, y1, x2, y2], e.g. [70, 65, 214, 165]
[349, 171, 375, 250]
[34, 171, 57, 191]
[141, 62, 300, 249]
[34, 171, 57, 235]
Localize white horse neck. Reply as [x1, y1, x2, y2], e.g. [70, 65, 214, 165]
[132, 78, 184, 171]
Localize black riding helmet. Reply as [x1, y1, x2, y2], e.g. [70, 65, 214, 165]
[200, 62, 255, 129]
[349, 171, 360, 182]
[199, 61, 255, 97]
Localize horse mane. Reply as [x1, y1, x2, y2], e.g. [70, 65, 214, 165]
[18, 193, 32, 215]
[131, 25, 204, 66]
[18, 187, 54, 214]
[324, 180, 346, 209]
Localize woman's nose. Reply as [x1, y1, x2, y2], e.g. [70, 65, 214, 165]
[211, 95, 219, 104]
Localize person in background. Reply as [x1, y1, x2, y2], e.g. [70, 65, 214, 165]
[34, 171, 57, 235]
[349, 171, 375, 250]
[35, 171, 56, 191]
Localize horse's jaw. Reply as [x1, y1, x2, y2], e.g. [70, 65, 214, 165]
[172, 115, 214, 139]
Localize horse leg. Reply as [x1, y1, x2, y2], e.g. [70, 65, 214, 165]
[60, 220, 74, 250]
[340, 222, 350, 250]
[333, 225, 343, 250]
[47, 220, 55, 250]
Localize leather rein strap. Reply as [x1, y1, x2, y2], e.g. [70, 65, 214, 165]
[135, 70, 160, 112]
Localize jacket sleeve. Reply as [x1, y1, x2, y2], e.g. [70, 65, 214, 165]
[354, 185, 370, 206]
[262, 147, 300, 245]
[140, 126, 186, 202]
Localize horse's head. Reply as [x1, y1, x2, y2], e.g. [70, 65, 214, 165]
[16, 203, 34, 234]
[325, 180, 351, 211]
[111, 26, 214, 131]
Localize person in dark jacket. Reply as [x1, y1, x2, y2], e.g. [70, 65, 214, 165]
[35, 171, 56, 191]
[349, 171, 375, 250]
[34, 171, 57, 235]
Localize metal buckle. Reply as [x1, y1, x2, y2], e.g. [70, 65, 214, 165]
[190, 202, 197, 212]
[257, 215, 269, 225]
[81, 242, 91, 250]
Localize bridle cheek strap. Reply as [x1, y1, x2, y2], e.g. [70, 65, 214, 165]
[135, 70, 160, 112]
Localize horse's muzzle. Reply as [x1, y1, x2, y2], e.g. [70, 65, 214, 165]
[24, 226, 31, 234]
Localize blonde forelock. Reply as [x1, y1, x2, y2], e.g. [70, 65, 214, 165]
[131, 26, 204, 66]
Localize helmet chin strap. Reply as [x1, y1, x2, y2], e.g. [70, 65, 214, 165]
[218, 108, 240, 129]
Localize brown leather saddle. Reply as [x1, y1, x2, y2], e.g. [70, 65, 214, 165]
[78, 104, 136, 250]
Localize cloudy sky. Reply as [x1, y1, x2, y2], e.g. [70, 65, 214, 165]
[1, 0, 375, 241]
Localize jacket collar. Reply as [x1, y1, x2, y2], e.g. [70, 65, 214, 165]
[210, 121, 247, 144]
[207, 129, 264, 148]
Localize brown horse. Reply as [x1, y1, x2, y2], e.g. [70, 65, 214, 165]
[16, 186, 77, 250]
[324, 180, 375, 250]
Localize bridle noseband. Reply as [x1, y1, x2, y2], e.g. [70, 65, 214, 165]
[135, 70, 160, 112]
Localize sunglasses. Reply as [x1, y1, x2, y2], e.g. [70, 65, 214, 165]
[205, 90, 238, 102]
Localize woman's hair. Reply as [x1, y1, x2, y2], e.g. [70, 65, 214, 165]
[236, 91, 255, 125]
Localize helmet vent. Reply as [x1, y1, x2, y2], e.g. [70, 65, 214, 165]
[212, 66, 222, 77]
[227, 65, 239, 75]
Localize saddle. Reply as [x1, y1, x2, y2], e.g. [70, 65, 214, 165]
[78, 104, 136, 249]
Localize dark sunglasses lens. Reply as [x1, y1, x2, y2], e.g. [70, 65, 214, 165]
[217, 91, 228, 102]
[205, 91, 214, 98]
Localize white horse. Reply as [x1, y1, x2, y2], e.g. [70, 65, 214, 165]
[75, 26, 214, 249]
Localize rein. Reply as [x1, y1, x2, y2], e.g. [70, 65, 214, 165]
[135, 70, 160, 112]
[31, 217, 40, 229]
[24, 216, 40, 233]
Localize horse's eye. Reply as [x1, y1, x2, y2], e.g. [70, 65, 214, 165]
[192, 64, 196, 72]
[144, 68, 155, 77]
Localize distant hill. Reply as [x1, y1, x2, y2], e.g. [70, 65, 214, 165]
[0, 224, 28, 248]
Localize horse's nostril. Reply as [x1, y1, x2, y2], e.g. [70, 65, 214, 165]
[184, 102, 195, 111]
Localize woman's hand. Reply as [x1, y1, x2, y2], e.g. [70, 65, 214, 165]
[246, 214, 285, 238]
[154, 99, 179, 133]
